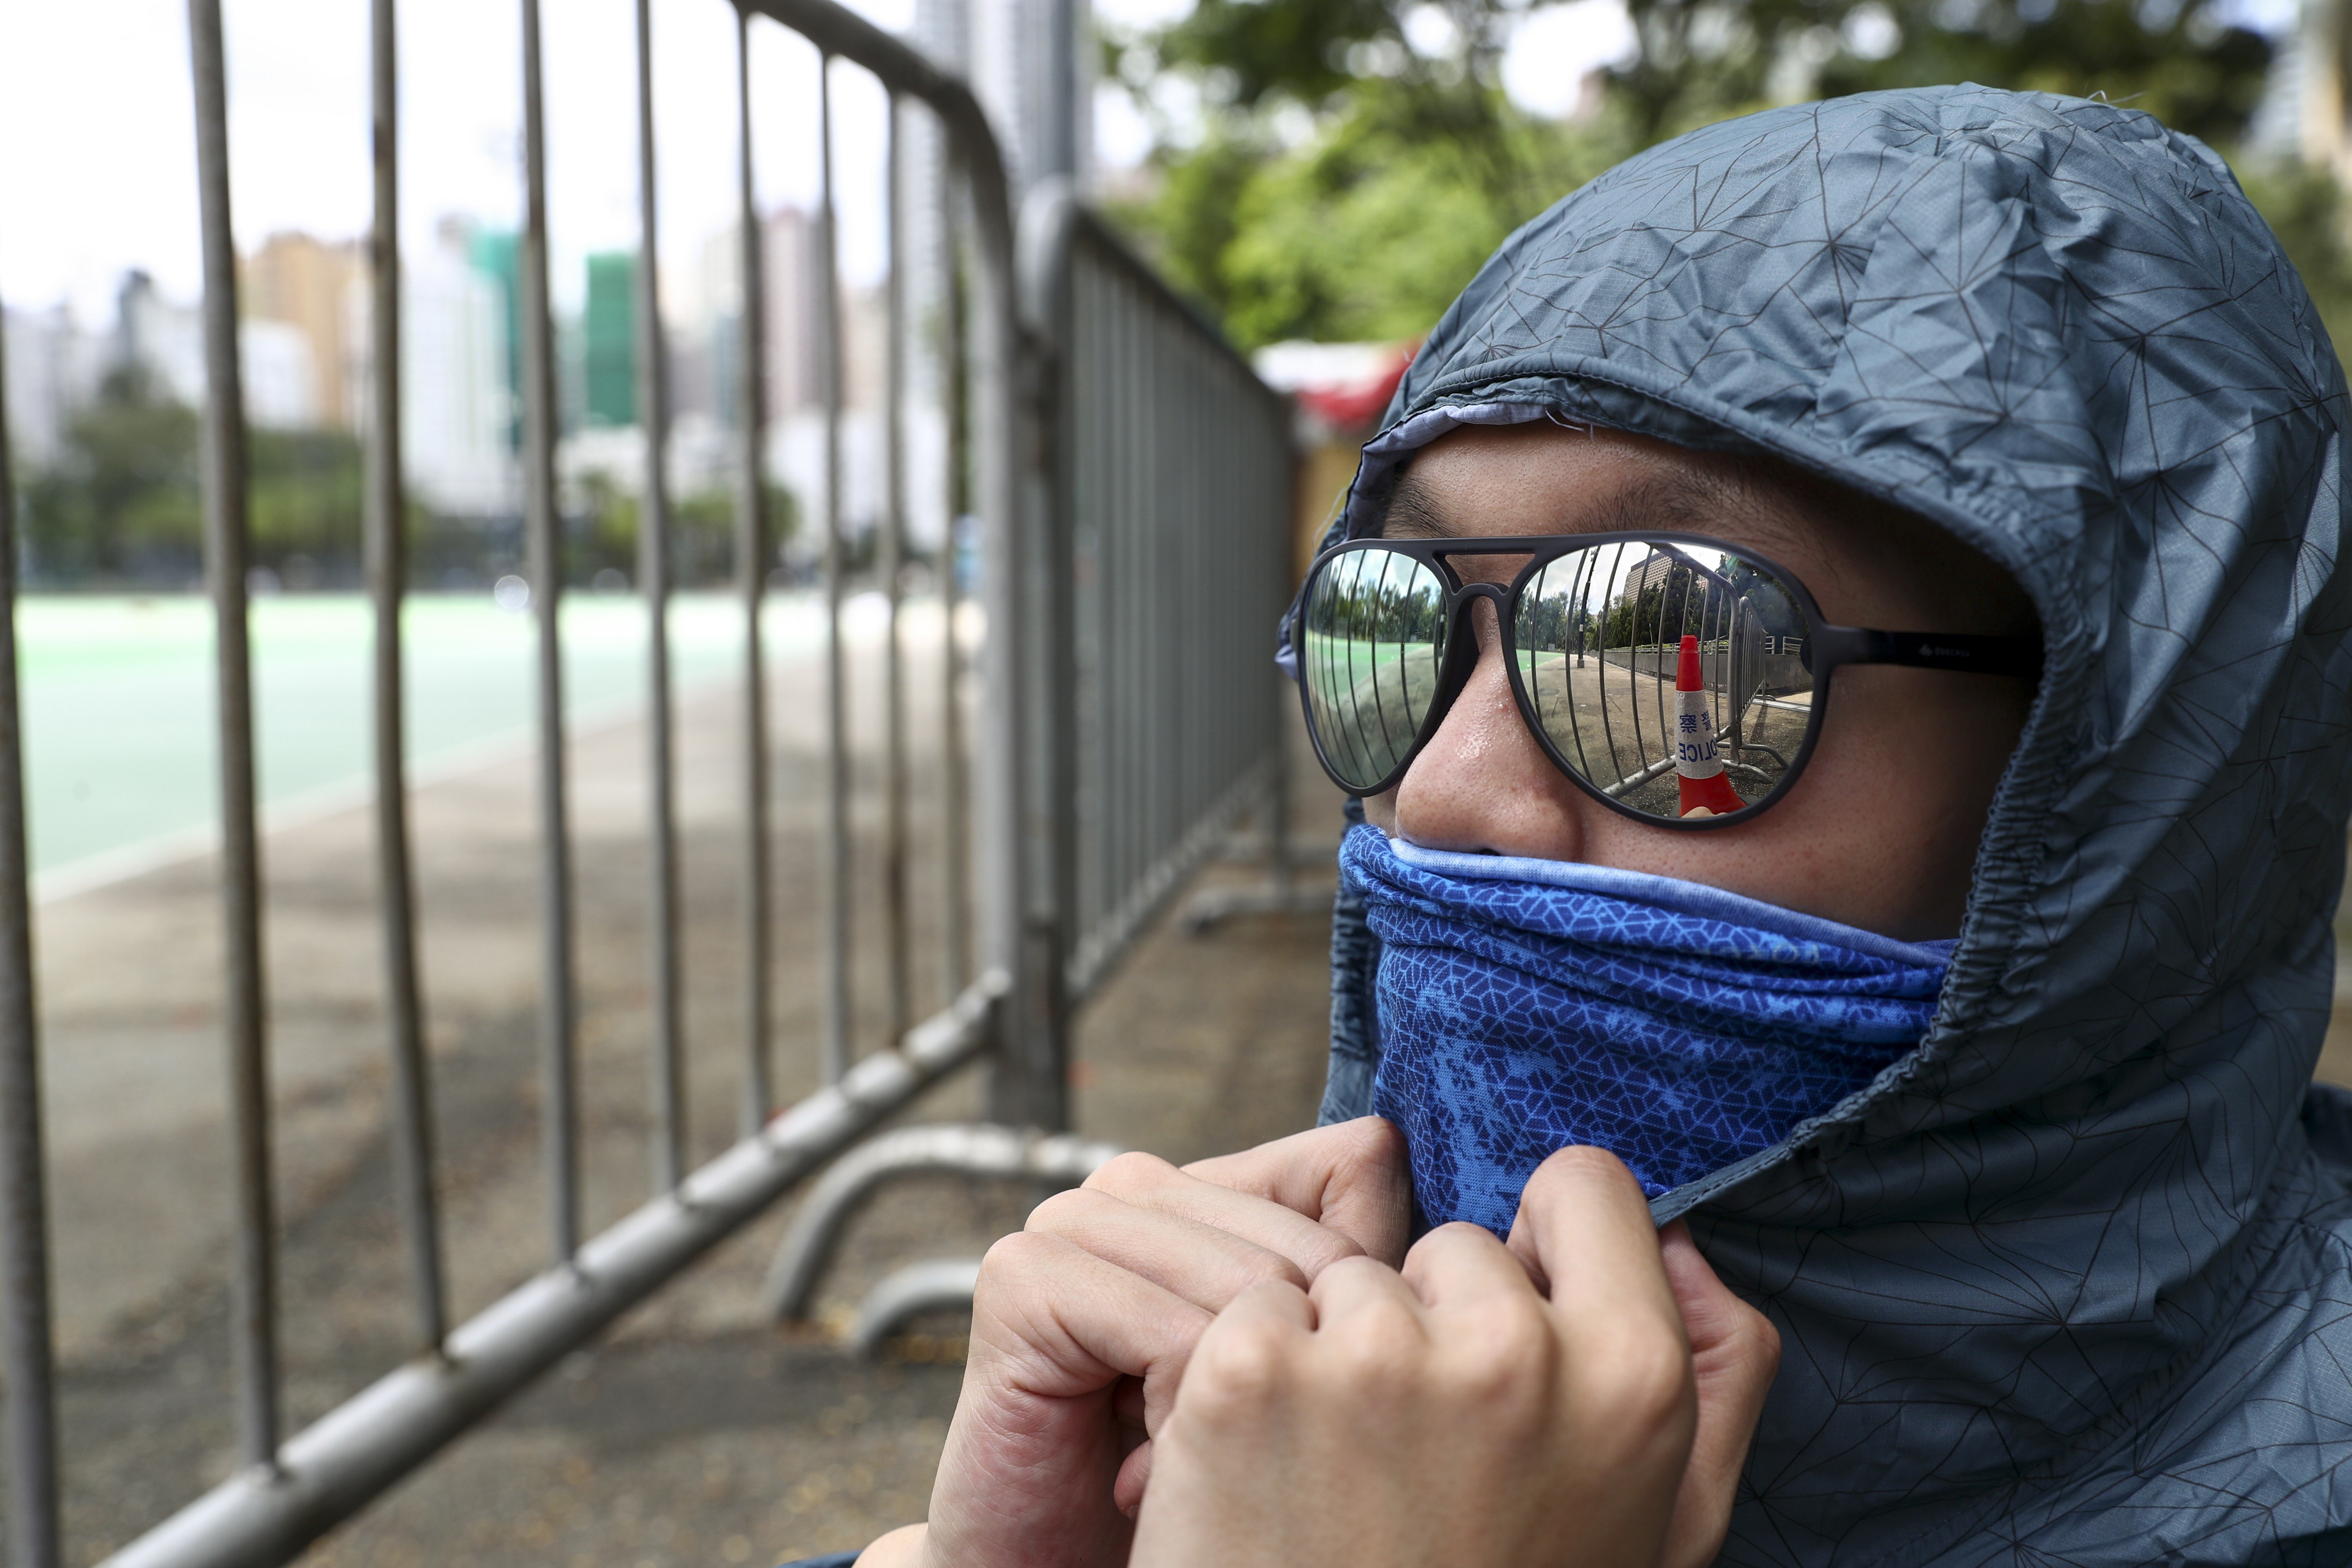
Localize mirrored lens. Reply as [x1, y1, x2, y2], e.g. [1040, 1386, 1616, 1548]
[1511, 542, 1811, 820]
[1301, 547, 1448, 791]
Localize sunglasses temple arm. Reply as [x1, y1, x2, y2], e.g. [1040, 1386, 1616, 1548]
[1814, 625, 2043, 679]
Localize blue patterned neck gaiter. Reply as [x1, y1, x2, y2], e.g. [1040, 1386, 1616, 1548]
[1346, 825, 1952, 1233]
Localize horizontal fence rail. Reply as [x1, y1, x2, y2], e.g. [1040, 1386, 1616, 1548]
[0, 1, 1295, 1564]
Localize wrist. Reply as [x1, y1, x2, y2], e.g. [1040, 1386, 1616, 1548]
[856, 1524, 929, 1567]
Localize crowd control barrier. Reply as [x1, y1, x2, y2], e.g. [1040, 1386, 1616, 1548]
[0, 1, 1295, 1563]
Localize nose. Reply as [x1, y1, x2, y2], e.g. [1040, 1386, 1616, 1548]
[1384, 597, 1592, 860]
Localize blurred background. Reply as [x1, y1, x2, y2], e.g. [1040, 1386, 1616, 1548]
[6, 0, 2352, 1565]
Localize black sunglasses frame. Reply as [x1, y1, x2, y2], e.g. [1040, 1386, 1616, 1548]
[1292, 532, 2042, 830]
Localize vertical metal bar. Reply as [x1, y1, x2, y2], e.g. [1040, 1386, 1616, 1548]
[971, 162, 1035, 1131]
[635, 0, 686, 1189]
[880, 95, 911, 1047]
[0, 296, 61, 1568]
[937, 180, 971, 1005]
[733, 4, 773, 1137]
[818, 55, 851, 1084]
[518, 0, 580, 1264]
[368, 0, 447, 1352]
[188, 0, 280, 1469]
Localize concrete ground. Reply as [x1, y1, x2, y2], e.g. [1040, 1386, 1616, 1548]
[32, 605, 1343, 1568]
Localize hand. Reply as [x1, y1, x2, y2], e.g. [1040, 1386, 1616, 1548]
[1125, 1145, 1781, 1568]
[869, 1124, 1412, 1568]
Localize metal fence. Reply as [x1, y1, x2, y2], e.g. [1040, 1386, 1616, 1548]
[0, 1, 1294, 1564]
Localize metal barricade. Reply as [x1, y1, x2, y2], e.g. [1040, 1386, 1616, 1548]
[1025, 179, 1298, 1004]
[755, 180, 1297, 1327]
[0, 1, 1292, 1564]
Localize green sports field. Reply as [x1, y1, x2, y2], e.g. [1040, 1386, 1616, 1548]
[18, 591, 827, 885]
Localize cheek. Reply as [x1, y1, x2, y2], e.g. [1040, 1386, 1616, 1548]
[1773, 666, 2026, 934]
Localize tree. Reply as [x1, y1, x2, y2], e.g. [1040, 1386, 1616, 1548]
[22, 366, 203, 582]
[1109, 0, 2287, 352]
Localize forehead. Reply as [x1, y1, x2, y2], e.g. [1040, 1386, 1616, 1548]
[1378, 425, 1813, 561]
[1373, 422, 2033, 636]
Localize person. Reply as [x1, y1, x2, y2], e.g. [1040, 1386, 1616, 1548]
[806, 80, 2352, 1565]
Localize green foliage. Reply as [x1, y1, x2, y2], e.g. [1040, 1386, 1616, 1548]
[2234, 158, 2352, 369]
[571, 469, 800, 587]
[1612, 0, 2271, 147]
[1109, 0, 2299, 353]
[1110, 0, 1638, 347]
[1116, 81, 1631, 348]
[20, 366, 376, 585]
[22, 366, 203, 580]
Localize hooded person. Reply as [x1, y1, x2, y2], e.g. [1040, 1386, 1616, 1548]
[1302, 84, 2352, 1565]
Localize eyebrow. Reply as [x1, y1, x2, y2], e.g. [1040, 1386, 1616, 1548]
[1375, 461, 1755, 540]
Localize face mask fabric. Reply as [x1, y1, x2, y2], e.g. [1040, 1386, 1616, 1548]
[1346, 825, 1953, 1232]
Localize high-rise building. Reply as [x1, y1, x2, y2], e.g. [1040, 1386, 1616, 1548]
[3, 305, 105, 469]
[113, 270, 205, 407]
[584, 251, 637, 428]
[397, 220, 512, 515]
[241, 232, 364, 430]
[763, 208, 825, 419]
[466, 229, 523, 453]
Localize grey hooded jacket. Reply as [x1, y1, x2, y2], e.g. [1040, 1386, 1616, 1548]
[1311, 85, 2352, 1566]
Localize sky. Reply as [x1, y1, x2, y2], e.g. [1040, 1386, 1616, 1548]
[0, 0, 1667, 332]
[0, 0, 905, 325]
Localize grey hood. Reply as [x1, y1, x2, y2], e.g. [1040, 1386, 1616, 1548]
[1312, 86, 2352, 1565]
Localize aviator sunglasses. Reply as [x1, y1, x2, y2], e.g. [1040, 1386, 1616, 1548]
[1293, 533, 2042, 827]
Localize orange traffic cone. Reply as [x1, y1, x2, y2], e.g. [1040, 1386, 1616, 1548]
[1675, 634, 1746, 818]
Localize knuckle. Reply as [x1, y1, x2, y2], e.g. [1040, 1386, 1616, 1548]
[1333, 1114, 1407, 1170]
[1191, 1318, 1294, 1411]
[1580, 1319, 1694, 1430]
[972, 1230, 1063, 1314]
[1469, 1297, 1556, 1379]
[1084, 1149, 1179, 1198]
[979, 1228, 1056, 1280]
[1023, 1185, 1098, 1234]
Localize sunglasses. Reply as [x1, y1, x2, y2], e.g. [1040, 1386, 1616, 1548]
[1293, 533, 2041, 828]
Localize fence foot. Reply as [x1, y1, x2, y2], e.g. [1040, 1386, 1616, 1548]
[764, 1123, 1124, 1325]
[848, 1258, 986, 1356]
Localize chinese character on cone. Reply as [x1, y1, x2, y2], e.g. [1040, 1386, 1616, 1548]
[1675, 634, 1745, 817]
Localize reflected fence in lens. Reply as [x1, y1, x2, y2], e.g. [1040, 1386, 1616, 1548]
[1514, 541, 1812, 819]
[1301, 548, 1447, 791]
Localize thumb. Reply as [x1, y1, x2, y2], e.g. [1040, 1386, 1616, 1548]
[1182, 1118, 1413, 1266]
[1655, 1220, 1779, 1568]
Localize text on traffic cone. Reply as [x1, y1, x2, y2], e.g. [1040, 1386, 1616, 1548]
[1674, 634, 1746, 817]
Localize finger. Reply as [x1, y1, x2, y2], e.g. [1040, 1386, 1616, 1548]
[1399, 1220, 1540, 1311]
[1183, 1118, 1414, 1265]
[1505, 1146, 1680, 1331]
[1656, 1222, 1781, 1568]
[1087, 1150, 1369, 1280]
[1305, 1252, 1428, 1335]
[1113, 1438, 1156, 1519]
[971, 1230, 1210, 1432]
[1029, 1185, 1310, 1312]
[1122, 1280, 1316, 1517]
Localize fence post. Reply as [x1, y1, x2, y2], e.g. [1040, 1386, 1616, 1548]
[977, 187, 1076, 1136]
[188, 0, 282, 1471]
[0, 289, 62, 1568]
